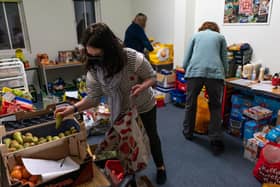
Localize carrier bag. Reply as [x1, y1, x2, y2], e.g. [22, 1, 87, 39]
[253, 142, 280, 184]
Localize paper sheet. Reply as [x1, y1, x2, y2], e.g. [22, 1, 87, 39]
[229, 79, 255, 86]
[22, 157, 80, 182]
[65, 91, 79, 99]
[251, 83, 275, 92]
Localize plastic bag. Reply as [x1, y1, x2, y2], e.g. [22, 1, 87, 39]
[195, 93, 210, 134]
[253, 143, 280, 184]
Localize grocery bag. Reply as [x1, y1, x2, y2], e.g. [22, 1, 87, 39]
[149, 43, 174, 65]
[195, 92, 210, 134]
[253, 142, 280, 184]
[98, 106, 151, 173]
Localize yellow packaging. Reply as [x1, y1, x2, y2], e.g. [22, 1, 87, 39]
[149, 43, 174, 65]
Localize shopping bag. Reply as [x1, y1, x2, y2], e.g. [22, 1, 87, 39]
[148, 43, 174, 65]
[253, 142, 280, 184]
[99, 106, 151, 173]
[195, 92, 210, 134]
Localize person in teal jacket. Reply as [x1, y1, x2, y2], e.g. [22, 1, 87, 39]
[182, 21, 228, 156]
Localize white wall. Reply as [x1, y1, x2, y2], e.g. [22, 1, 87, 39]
[131, 0, 174, 44]
[173, 0, 196, 66]
[23, 0, 77, 63]
[100, 0, 132, 40]
[194, 0, 280, 73]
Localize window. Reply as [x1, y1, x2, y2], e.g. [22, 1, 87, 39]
[73, 0, 98, 44]
[0, 1, 28, 51]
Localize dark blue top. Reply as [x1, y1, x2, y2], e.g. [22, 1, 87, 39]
[124, 23, 153, 53]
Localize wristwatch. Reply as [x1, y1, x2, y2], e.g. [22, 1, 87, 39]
[72, 105, 78, 113]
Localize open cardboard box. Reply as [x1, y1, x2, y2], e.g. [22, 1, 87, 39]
[0, 117, 92, 187]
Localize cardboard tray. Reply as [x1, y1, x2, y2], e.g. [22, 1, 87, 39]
[0, 117, 89, 187]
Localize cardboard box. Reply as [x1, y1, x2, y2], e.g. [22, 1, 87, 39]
[156, 71, 176, 88]
[243, 106, 273, 121]
[243, 138, 262, 162]
[0, 117, 91, 187]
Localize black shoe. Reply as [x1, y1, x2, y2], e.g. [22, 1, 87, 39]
[156, 169, 167, 185]
[210, 140, 225, 156]
[182, 130, 194, 141]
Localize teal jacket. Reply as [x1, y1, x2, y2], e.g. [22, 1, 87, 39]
[183, 30, 228, 80]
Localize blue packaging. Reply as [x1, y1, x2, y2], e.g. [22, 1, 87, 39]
[243, 121, 260, 141]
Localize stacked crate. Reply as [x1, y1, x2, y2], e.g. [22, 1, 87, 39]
[170, 68, 187, 106]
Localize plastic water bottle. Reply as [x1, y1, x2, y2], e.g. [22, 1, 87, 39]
[236, 66, 242, 78]
[251, 69, 256, 80]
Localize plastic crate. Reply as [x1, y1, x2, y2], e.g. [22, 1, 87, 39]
[176, 72, 186, 83]
[176, 80, 187, 92]
[170, 90, 186, 104]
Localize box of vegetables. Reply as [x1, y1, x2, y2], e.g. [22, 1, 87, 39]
[0, 115, 92, 187]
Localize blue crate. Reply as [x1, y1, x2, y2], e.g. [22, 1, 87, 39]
[170, 90, 186, 104]
[176, 72, 187, 83]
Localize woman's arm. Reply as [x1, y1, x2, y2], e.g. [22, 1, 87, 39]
[131, 55, 156, 96]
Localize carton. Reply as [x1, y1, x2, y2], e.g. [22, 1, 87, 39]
[156, 72, 176, 88]
[243, 106, 273, 121]
[0, 117, 92, 187]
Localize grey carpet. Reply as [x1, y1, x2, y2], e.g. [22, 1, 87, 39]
[88, 104, 261, 187]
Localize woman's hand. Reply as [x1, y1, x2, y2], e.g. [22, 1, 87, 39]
[131, 84, 146, 97]
[54, 106, 74, 118]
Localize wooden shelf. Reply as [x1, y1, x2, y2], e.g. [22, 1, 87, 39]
[41, 61, 84, 70]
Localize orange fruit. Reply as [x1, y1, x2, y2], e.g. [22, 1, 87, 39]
[22, 167, 31, 179]
[12, 165, 23, 171]
[11, 169, 22, 180]
[29, 175, 39, 183]
[24, 181, 35, 187]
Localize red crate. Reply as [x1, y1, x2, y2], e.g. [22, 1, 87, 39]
[176, 81, 187, 92]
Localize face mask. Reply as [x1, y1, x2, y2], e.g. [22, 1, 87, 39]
[87, 54, 104, 68]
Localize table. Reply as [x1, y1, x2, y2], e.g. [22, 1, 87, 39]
[225, 77, 280, 99]
[77, 163, 110, 187]
[38, 61, 84, 95]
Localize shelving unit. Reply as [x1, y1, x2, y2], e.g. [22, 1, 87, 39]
[0, 58, 29, 92]
[38, 61, 84, 95]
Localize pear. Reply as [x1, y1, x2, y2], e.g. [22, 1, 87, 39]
[23, 143, 30, 148]
[23, 136, 33, 143]
[33, 136, 39, 143]
[52, 136, 60, 141]
[13, 132, 23, 144]
[55, 113, 63, 129]
[3, 138, 11, 148]
[10, 140, 20, 148]
[25, 132, 33, 137]
[16, 145, 24, 150]
[58, 133, 65, 138]
[65, 130, 71, 136]
[30, 142, 35, 146]
[46, 136, 52, 142]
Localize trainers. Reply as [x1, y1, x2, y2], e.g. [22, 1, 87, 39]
[182, 130, 194, 141]
[210, 140, 225, 156]
[156, 169, 167, 185]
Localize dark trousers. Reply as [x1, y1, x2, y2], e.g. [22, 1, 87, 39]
[140, 106, 164, 168]
[183, 78, 224, 141]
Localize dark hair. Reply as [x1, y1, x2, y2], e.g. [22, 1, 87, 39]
[82, 23, 127, 77]
[136, 13, 147, 18]
[198, 21, 220, 33]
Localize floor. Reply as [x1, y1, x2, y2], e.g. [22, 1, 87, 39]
[88, 104, 261, 187]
